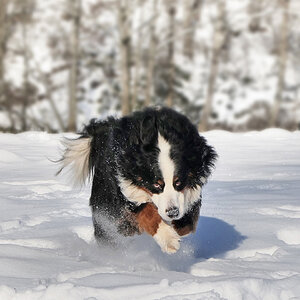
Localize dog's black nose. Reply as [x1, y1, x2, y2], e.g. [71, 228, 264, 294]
[166, 207, 179, 218]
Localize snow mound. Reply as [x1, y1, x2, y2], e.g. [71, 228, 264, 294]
[0, 239, 58, 249]
[28, 184, 71, 195]
[258, 128, 298, 138]
[277, 228, 300, 245]
[0, 150, 23, 163]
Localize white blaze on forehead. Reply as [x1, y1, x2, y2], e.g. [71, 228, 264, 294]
[157, 134, 175, 187]
[153, 134, 181, 221]
[154, 134, 202, 221]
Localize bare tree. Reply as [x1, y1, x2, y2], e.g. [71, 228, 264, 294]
[118, 0, 132, 115]
[37, 68, 66, 131]
[68, 0, 81, 132]
[0, 0, 10, 129]
[270, 0, 290, 127]
[199, 0, 226, 131]
[21, 2, 28, 131]
[248, 0, 262, 32]
[0, 0, 10, 126]
[20, 0, 36, 131]
[0, 0, 8, 95]
[145, 0, 158, 107]
[1, 0, 35, 132]
[165, 1, 176, 108]
[183, 0, 203, 60]
[132, 0, 144, 110]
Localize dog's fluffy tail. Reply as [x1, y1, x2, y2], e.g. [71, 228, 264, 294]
[56, 118, 114, 186]
[56, 136, 92, 186]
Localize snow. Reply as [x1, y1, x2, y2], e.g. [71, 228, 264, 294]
[0, 150, 24, 163]
[0, 130, 300, 299]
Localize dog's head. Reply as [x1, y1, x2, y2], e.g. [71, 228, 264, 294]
[118, 108, 217, 222]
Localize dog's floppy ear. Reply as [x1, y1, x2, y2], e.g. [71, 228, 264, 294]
[200, 142, 217, 179]
[188, 133, 217, 183]
[140, 114, 157, 145]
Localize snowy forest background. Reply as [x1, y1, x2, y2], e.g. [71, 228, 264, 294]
[0, 0, 299, 133]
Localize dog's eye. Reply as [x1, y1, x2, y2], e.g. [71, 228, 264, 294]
[173, 177, 181, 187]
[153, 183, 162, 189]
[175, 180, 181, 187]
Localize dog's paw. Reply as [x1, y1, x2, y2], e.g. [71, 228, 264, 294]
[153, 221, 180, 254]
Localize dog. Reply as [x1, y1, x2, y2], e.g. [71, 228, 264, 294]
[57, 107, 217, 254]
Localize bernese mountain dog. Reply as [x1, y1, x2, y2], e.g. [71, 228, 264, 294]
[58, 107, 217, 254]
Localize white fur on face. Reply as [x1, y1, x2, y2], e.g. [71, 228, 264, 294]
[151, 135, 178, 221]
[183, 184, 202, 209]
[118, 134, 202, 218]
[118, 177, 151, 205]
[151, 134, 202, 221]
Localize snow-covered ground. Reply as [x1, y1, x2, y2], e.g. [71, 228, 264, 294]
[0, 129, 300, 299]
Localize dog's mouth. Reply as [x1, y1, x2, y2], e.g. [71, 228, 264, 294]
[147, 202, 179, 222]
[158, 207, 183, 222]
[162, 215, 182, 222]
[165, 206, 180, 219]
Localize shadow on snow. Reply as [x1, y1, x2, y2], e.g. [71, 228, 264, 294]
[187, 216, 246, 259]
[92, 214, 247, 274]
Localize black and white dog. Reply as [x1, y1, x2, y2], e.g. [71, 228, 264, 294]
[58, 107, 217, 254]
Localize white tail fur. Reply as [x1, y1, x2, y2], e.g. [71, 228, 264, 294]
[57, 137, 92, 186]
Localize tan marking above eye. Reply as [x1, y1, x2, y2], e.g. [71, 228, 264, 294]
[173, 176, 181, 186]
[137, 176, 143, 181]
[157, 179, 164, 185]
[153, 180, 164, 190]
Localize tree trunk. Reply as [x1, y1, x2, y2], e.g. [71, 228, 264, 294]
[68, 0, 81, 132]
[199, 0, 226, 132]
[248, 0, 262, 32]
[1, 0, 16, 132]
[270, 0, 289, 127]
[0, 0, 8, 129]
[132, 0, 144, 111]
[42, 73, 65, 131]
[0, 0, 7, 92]
[166, 2, 176, 108]
[21, 0, 29, 132]
[118, 0, 132, 116]
[183, 0, 202, 60]
[144, 0, 158, 107]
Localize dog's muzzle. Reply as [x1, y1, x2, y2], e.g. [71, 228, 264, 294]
[165, 206, 179, 219]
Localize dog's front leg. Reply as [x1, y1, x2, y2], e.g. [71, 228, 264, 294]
[136, 203, 180, 254]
